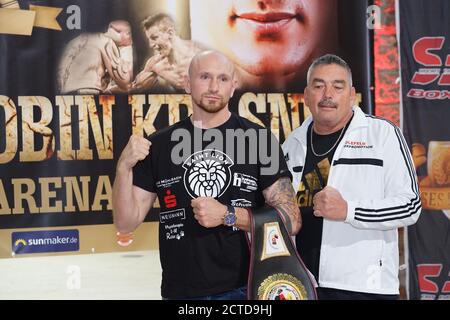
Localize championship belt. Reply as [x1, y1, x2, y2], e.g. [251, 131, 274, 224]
[247, 206, 317, 300]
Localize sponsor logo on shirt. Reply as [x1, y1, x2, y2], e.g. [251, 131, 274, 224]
[182, 149, 233, 198]
[160, 208, 186, 223]
[163, 189, 177, 208]
[233, 172, 258, 192]
[156, 176, 182, 189]
[230, 198, 253, 208]
[164, 223, 185, 241]
[343, 140, 373, 149]
[160, 209, 186, 241]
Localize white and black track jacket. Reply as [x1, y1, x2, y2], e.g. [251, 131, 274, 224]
[282, 106, 421, 294]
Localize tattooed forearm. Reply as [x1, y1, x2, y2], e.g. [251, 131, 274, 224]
[263, 177, 301, 235]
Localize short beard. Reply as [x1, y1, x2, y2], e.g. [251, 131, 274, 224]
[196, 96, 228, 114]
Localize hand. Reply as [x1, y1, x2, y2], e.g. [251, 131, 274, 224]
[191, 197, 227, 228]
[117, 135, 151, 172]
[143, 53, 164, 72]
[131, 70, 158, 91]
[312, 186, 347, 221]
[152, 58, 184, 89]
[150, 57, 172, 73]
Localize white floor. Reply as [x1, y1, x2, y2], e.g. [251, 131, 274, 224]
[0, 250, 162, 300]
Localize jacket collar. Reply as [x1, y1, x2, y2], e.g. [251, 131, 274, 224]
[292, 106, 368, 144]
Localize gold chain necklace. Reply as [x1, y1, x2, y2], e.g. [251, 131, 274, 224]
[310, 124, 345, 157]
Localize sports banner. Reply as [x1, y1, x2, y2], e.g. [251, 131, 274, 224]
[397, 0, 450, 300]
[0, 0, 373, 257]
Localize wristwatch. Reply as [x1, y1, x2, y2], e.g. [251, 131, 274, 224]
[223, 205, 237, 227]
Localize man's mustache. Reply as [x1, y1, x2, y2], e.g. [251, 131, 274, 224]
[318, 99, 337, 108]
[202, 93, 223, 99]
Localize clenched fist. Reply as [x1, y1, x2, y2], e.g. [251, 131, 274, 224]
[117, 135, 151, 171]
[191, 197, 227, 228]
[313, 186, 348, 221]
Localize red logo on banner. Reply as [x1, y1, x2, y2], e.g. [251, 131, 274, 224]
[417, 264, 450, 299]
[411, 37, 450, 85]
[408, 37, 450, 100]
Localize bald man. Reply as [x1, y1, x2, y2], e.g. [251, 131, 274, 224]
[113, 50, 300, 300]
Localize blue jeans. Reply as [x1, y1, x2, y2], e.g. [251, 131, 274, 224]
[164, 286, 247, 300]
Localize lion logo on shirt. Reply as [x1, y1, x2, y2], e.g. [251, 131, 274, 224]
[183, 149, 233, 198]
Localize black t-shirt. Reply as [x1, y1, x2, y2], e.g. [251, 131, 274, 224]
[133, 112, 291, 298]
[295, 117, 352, 281]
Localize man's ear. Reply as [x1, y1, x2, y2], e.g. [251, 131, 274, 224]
[168, 28, 175, 39]
[230, 73, 241, 98]
[303, 86, 310, 108]
[350, 87, 356, 106]
[230, 77, 238, 98]
[184, 74, 191, 94]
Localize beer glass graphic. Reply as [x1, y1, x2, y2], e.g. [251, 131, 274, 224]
[427, 141, 450, 187]
[427, 141, 450, 220]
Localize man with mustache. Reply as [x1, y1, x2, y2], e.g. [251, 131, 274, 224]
[282, 54, 421, 299]
[113, 50, 300, 299]
[189, 0, 338, 91]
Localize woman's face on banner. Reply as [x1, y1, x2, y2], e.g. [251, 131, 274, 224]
[190, 0, 338, 89]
